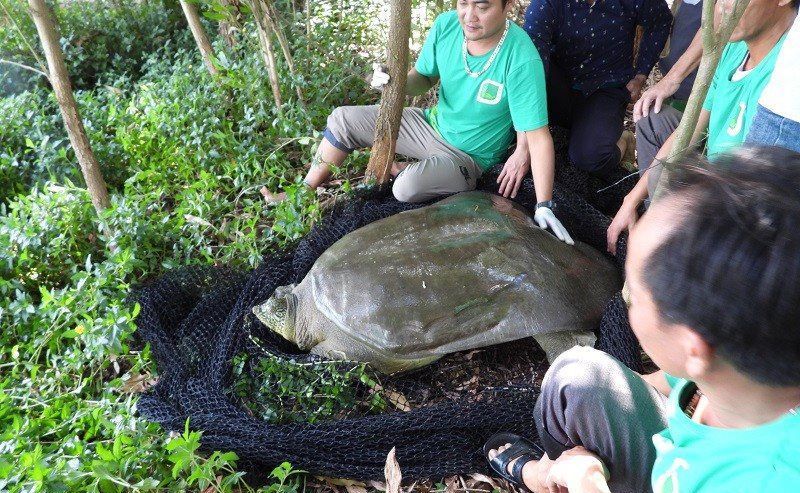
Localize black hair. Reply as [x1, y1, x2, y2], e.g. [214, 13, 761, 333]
[643, 146, 800, 386]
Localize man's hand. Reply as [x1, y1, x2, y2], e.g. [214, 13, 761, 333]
[544, 446, 610, 493]
[535, 206, 574, 245]
[626, 74, 647, 103]
[369, 63, 390, 90]
[606, 199, 639, 255]
[497, 148, 531, 198]
[634, 76, 680, 122]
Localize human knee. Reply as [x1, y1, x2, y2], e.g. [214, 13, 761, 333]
[635, 110, 674, 142]
[541, 347, 621, 405]
[392, 178, 428, 203]
[569, 141, 617, 175]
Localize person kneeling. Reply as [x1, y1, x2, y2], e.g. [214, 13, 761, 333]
[297, 0, 572, 243]
[486, 147, 800, 492]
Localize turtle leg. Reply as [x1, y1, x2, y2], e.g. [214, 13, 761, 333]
[533, 330, 597, 364]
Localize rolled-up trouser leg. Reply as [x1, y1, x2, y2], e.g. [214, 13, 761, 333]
[324, 105, 481, 202]
[635, 106, 682, 197]
[534, 346, 668, 493]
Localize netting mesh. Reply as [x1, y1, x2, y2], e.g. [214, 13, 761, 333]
[131, 130, 640, 482]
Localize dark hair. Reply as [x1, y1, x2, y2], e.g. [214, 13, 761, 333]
[643, 147, 800, 386]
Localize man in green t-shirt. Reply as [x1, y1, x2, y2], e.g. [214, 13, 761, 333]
[606, 0, 798, 255]
[485, 147, 800, 492]
[296, 0, 572, 244]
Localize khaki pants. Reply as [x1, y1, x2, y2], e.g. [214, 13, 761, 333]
[325, 105, 482, 203]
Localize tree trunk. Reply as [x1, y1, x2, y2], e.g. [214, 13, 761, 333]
[218, 0, 243, 49]
[305, 0, 311, 37]
[250, 0, 283, 114]
[652, 0, 750, 200]
[365, 0, 412, 184]
[179, 0, 219, 76]
[262, 0, 305, 104]
[27, 0, 110, 214]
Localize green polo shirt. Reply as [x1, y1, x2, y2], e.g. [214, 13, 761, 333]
[416, 11, 548, 171]
[702, 37, 786, 159]
[650, 374, 800, 492]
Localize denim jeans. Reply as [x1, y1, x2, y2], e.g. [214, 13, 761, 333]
[745, 104, 800, 153]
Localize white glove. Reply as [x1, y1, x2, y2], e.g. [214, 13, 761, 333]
[370, 63, 390, 90]
[535, 206, 574, 245]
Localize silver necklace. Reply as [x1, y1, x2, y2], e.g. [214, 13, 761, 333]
[462, 20, 510, 78]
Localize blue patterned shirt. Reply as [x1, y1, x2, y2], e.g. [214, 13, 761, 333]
[524, 0, 672, 95]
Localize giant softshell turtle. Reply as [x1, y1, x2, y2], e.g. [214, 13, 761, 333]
[254, 191, 621, 374]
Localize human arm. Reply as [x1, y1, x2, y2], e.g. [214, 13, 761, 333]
[543, 446, 611, 493]
[607, 109, 710, 254]
[405, 67, 438, 97]
[497, 131, 531, 198]
[634, 30, 703, 121]
[527, 128, 574, 245]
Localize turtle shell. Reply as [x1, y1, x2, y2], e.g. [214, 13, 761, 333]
[287, 191, 621, 372]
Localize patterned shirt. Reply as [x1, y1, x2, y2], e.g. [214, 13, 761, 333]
[524, 0, 672, 95]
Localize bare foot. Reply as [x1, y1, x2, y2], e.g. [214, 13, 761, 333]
[617, 130, 637, 172]
[488, 442, 553, 492]
[260, 186, 286, 204]
[390, 161, 409, 177]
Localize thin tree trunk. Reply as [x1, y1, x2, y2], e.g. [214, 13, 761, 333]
[365, 0, 412, 184]
[305, 0, 311, 37]
[262, 0, 305, 104]
[250, 0, 283, 114]
[179, 0, 219, 76]
[218, 0, 243, 49]
[621, 0, 751, 305]
[652, 0, 750, 200]
[28, 0, 110, 213]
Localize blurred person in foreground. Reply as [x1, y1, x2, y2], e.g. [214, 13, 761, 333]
[607, 0, 798, 254]
[485, 146, 800, 493]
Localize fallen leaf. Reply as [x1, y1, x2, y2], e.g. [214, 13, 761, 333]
[444, 476, 458, 493]
[368, 480, 387, 491]
[318, 477, 367, 493]
[383, 389, 412, 412]
[469, 473, 499, 489]
[384, 447, 402, 493]
[121, 372, 158, 394]
[259, 186, 285, 204]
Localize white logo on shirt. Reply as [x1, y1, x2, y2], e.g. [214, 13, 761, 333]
[477, 80, 504, 105]
[727, 102, 747, 137]
[654, 458, 690, 493]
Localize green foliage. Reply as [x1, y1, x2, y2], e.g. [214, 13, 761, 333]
[229, 344, 387, 424]
[0, 0, 435, 490]
[0, 0, 192, 94]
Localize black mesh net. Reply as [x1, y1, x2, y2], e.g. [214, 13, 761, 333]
[131, 130, 640, 483]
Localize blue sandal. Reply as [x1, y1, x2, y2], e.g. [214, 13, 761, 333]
[483, 432, 545, 492]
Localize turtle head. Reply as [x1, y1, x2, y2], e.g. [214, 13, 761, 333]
[252, 284, 303, 347]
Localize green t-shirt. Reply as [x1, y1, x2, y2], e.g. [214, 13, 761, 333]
[651, 375, 800, 492]
[415, 11, 548, 170]
[702, 38, 786, 159]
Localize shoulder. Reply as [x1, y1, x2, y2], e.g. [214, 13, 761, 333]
[721, 41, 748, 62]
[432, 10, 459, 31]
[507, 22, 543, 63]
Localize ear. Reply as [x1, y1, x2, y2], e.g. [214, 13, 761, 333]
[777, 0, 792, 6]
[679, 327, 714, 379]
